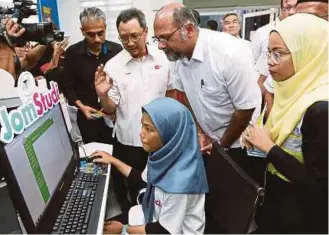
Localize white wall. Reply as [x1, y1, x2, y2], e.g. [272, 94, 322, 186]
[57, 0, 83, 45]
[133, 0, 182, 42]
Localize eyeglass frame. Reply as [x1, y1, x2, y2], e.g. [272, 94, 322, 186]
[118, 28, 146, 44]
[152, 27, 181, 44]
[266, 50, 291, 65]
[152, 9, 199, 44]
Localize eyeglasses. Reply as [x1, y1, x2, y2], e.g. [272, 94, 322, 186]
[118, 29, 145, 44]
[152, 27, 181, 44]
[266, 51, 291, 64]
[85, 30, 105, 38]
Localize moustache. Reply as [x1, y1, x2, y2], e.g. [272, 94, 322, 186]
[161, 47, 184, 61]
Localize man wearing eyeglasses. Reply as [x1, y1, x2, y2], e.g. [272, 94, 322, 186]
[94, 8, 174, 212]
[154, 4, 261, 155]
[154, 4, 262, 233]
[61, 7, 122, 145]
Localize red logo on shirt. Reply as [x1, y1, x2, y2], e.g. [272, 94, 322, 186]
[155, 200, 162, 207]
[154, 65, 160, 70]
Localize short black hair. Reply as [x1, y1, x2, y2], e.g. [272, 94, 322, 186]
[207, 20, 218, 31]
[116, 8, 147, 30]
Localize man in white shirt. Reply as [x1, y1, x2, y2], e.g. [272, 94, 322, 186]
[221, 12, 253, 59]
[221, 12, 261, 124]
[154, 3, 261, 159]
[252, 0, 297, 118]
[94, 8, 174, 212]
[154, 5, 262, 232]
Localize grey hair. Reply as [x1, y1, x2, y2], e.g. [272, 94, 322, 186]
[116, 8, 147, 30]
[80, 7, 106, 25]
[173, 7, 199, 30]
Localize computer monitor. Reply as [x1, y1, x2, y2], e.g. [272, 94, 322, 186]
[0, 104, 78, 233]
[206, 142, 265, 233]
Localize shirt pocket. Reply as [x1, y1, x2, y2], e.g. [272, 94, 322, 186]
[199, 85, 230, 132]
[200, 85, 229, 107]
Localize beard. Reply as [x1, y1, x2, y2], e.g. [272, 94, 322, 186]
[162, 47, 184, 61]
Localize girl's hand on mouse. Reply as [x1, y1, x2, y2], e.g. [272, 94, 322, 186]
[91, 151, 116, 165]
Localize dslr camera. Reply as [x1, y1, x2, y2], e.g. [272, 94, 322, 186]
[0, 0, 64, 46]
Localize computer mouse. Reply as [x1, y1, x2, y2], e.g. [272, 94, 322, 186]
[86, 155, 102, 163]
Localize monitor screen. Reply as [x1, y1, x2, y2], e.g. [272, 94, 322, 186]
[3, 104, 73, 226]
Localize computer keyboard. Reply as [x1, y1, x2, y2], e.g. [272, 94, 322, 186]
[52, 172, 100, 234]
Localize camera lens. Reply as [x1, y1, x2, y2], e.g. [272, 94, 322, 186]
[20, 22, 54, 45]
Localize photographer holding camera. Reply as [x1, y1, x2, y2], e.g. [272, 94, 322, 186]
[1, 0, 67, 79]
[30, 37, 69, 87]
[0, 18, 25, 78]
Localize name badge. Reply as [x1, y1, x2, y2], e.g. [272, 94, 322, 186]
[247, 148, 267, 158]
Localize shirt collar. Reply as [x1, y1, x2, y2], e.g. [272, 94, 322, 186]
[183, 28, 205, 64]
[78, 40, 111, 56]
[122, 44, 155, 65]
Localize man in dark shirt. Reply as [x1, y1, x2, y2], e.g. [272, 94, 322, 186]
[62, 7, 122, 144]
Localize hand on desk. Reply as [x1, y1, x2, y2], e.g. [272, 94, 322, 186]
[91, 151, 116, 165]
